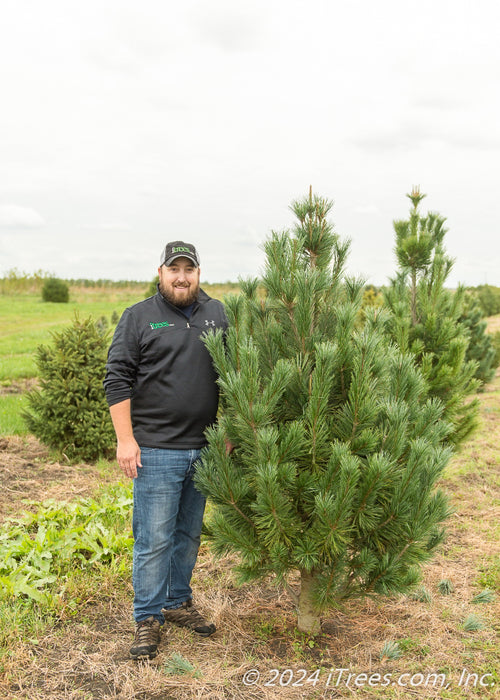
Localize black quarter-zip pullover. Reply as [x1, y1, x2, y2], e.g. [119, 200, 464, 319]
[103, 288, 228, 449]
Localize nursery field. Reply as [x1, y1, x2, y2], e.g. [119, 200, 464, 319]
[0, 282, 235, 433]
[0, 281, 235, 383]
[0, 288, 498, 699]
[0, 286, 146, 382]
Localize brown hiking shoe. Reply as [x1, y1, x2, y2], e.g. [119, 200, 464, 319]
[162, 599, 216, 637]
[130, 616, 162, 660]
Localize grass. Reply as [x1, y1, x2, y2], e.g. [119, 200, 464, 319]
[0, 290, 144, 381]
[0, 282, 235, 381]
[0, 286, 498, 699]
[0, 394, 30, 436]
[0, 281, 239, 439]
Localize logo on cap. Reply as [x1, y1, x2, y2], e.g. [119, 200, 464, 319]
[160, 240, 200, 267]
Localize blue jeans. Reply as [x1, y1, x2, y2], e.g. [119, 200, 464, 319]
[132, 447, 206, 623]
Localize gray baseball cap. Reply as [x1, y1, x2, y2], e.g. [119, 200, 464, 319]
[160, 241, 200, 267]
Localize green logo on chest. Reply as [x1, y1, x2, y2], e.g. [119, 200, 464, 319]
[149, 321, 172, 330]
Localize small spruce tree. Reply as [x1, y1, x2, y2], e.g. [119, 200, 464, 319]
[42, 277, 69, 303]
[195, 189, 452, 634]
[23, 316, 115, 461]
[383, 187, 480, 445]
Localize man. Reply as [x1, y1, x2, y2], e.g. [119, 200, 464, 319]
[104, 241, 228, 660]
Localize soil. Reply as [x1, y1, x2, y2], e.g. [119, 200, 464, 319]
[0, 378, 39, 395]
[0, 436, 120, 524]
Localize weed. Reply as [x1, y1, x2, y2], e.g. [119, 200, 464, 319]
[291, 630, 317, 659]
[438, 579, 454, 595]
[397, 637, 430, 656]
[476, 556, 500, 589]
[0, 484, 132, 607]
[253, 620, 276, 640]
[462, 614, 485, 632]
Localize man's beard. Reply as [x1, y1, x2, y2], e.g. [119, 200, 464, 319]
[159, 280, 200, 308]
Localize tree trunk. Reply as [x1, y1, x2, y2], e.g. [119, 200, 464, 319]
[297, 570, 321, 635]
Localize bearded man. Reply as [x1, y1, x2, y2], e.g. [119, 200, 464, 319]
[104, 241, 228, 660]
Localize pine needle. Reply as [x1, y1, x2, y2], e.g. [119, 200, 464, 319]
[462, 614, 484, 632]
[163, 652, 202, 678]
[379, 640, 402, 661]
[471, 589, 496, 604]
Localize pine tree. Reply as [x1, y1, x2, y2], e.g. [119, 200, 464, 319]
[195, 189, 452, 634]
[383, 187, 480, 445]
[459, 291, 498, 387]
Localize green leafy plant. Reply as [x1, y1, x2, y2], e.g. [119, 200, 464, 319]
[42, 277, 69, 303]
[23, 315, 116, 461]
[0, 486, 133, 604]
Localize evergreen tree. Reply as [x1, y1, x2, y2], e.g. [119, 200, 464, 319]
[459, 292, 497, 387]
[42, 277, 69, 303]
[195, 190, 452, 634]
[473, 284, 500, 317]
[383, 188, 480, 445]
[23, 316, 116, 462]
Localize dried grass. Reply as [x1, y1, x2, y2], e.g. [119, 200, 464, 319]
[1, 373, 499, 699]
[486, 315, 500, 333]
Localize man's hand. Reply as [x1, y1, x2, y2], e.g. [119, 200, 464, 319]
[117, 438, 142, 479]
[109, 400, 142, 479]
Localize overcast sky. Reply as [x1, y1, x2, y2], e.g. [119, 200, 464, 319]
[0, 0, 498, 286]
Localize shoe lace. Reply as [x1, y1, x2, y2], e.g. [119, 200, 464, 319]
[186, 605, 205, 626]
[135, 619, 156, 645]
[183, 600, 211, 629]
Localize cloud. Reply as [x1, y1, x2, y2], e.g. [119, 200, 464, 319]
[352, 205, 381, 216]
[0, 205, 45, 229]
[80, 222, 132, 233]
[351, 117, 500, 155]
[190, 1, 268, 52]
